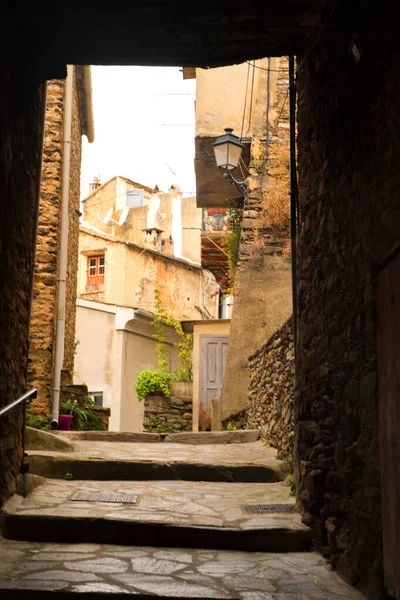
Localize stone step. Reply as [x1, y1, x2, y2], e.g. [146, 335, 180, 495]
[2, 479, 311, 553]
[0, 537, 367, 599]
[27, 456, 283, 483]
[27, 440, 285, 483]
[52, 430, 260, 445]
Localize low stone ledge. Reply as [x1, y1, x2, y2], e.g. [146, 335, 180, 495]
[53, 431, 161, 442]
[144, 394, 192, 433]
[25, 427, 74, 452]
[164, 430, 260, 444]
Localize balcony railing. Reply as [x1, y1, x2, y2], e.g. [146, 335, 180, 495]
[202, 210, 230, 232]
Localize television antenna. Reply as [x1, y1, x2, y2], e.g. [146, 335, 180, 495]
[103, 207, 113, 225]
[119, 207, 129, 226]
[101, 206, 129, 235]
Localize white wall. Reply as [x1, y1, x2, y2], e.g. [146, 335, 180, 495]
[74, 301, 121, 430]
[74, 299, 180, 432]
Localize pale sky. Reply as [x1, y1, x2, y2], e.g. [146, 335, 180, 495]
[80, 66, 196, 200]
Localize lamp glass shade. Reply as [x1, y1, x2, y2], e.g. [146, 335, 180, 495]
[213, 128, 244, 172]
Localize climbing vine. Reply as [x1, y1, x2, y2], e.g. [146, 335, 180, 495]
[152, 289, 193, 381]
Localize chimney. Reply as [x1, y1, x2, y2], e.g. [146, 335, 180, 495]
[89, 176, 101, 194]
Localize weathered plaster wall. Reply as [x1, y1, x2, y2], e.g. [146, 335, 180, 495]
[0, 75, 46, 505]
[82, 177, 152, 241]
[295, 4, 400, 595]
[247, 318, 294, 464]
[83, 181, 202, 263]
[74, 302, 118, 428]
[221, 254, 292, 421]
[181, 196, 202, 264]
[220, 57, 292, 423]
[78, 229, 217, 319]
[196, 62, 263, 138]
[74, 300, 180, 432]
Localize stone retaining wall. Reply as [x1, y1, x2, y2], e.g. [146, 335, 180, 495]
[221, 409, 247, 431]
[143, 394, 192, 433]
[247, 318, 294, 464]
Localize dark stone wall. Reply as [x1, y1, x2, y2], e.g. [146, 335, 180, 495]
[295, 3, 400, 596]
[0, 72, 45, 505]
[247, 319, 294, 464]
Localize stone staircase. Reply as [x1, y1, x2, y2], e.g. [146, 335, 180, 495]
[0, 430, 366, 599]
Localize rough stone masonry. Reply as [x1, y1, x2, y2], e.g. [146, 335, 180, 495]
[28, 73, 86, 415]
[247, 319, 294, 465]
[0, 73, 46, 505]
[295, 3, 400, 596]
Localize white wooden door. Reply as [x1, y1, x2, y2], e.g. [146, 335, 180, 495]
[199, 335, 229, 430]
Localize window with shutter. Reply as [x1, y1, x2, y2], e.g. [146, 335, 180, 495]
[86, 254, 105, 292]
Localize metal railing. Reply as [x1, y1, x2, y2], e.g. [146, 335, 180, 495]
[0, 388, 37, 418]
[0, 388, 37, 474]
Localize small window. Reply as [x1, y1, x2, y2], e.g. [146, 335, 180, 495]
[86, 254, 105, 293]
[126, 189, 144, 208]
[89, 257, 96, 276]
[90, 392, 103, 407]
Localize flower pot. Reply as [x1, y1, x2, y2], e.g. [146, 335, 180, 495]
[58, 414, 73, 431]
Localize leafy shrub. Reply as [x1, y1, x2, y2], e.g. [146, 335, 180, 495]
[26, 412, 51, 430]
[226, 422, 237, 431]
[136, 369, 173, 401]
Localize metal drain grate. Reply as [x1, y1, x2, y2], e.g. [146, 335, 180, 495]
[71, 491, 138, 504]
[241, 503, 297, 514]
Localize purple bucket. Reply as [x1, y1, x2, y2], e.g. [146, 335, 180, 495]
[58, 415, 73, 431]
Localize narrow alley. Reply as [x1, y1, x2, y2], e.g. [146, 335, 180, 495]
[1, 2, 399, 600]
[0, 431, 365, 598]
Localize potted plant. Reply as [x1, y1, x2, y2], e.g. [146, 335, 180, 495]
[58, 400, 75, 431]
[59, 397, 102, 431]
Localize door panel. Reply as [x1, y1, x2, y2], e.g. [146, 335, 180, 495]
[199, 335, 229, 431]
[377, 252, 400, 599]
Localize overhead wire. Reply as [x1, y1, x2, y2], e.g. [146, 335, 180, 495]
[240, 61, 251, 141]
[246, 60, 256, 136]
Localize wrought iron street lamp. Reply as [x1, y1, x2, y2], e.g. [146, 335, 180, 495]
[212, 128, 248, 201]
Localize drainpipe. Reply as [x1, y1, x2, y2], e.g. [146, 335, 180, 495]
[289, 56, 299, 353]
[51, 65, 74, 428]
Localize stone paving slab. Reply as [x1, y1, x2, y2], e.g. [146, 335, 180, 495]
[27, 441, 284, 483]
[3, 480, 311, 552]
[0, 537, 366, 598]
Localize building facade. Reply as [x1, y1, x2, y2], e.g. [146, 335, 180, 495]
[27, 67, 94, 415]
[185, 58, 292, 426]
[74, 178, 217, 431]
